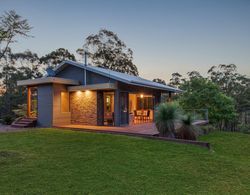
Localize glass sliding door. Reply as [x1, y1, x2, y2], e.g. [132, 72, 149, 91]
[129, 93, 154, 124]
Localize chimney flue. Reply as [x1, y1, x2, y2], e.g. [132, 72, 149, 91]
[84, 51, 87, 66]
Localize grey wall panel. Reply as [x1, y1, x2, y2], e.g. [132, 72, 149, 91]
[56, 66, 84, 84]
[37, 84, 53, 127]
[120, 92, 129, 125]
[114, 89, 120, 126]
[97, 91, 104, 126]
[86, 71, 115, 85]
[55, 65, 116, 85]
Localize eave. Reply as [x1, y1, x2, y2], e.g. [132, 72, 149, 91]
[68, 83, 117, 92]
[17, 77, 79, 86]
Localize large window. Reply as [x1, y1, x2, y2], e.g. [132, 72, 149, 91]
[30, 87, 37, 117]
[136, 96, 153, 110]
[61, 92, 69, 112]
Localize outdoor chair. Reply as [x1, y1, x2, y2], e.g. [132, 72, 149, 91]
[142, 110, 150, 122]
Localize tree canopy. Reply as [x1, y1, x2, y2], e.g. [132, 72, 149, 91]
[0, 10, 32, 60]
[81, 29, 139, 76]
[207, 64, 250, 112]
[153, 78, 166, 85]
[40, 48, 76, 69]
[178, 77, 237, 129]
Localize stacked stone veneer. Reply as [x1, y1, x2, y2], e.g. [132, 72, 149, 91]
[70, 91, 97, 125]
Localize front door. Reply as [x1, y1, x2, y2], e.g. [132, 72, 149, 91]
[103, 92, 114, 126]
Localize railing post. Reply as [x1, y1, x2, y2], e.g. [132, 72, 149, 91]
[205, 109, 208, 121]
[27, 87, 31, 117]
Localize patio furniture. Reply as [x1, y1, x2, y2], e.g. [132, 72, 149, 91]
[104, 112, 114, 126]
[133, 110, 139, 122]
[143, 110, 150, 122]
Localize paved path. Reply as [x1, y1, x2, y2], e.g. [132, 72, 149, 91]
[0, 124, 27, 133]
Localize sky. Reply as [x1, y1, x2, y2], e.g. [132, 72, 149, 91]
[1, 0, 250, 81]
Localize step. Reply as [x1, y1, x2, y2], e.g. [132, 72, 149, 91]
[21, 118, 37, 122]
[11, 124, 28, 128]
[17, 121, 34, 125]
[19, 119, 35, 123]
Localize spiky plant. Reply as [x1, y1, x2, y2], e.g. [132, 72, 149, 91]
[177, 114, 197, 140]
[155, 102, 181, 137]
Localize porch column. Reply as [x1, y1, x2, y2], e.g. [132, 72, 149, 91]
[27, 87, 31, 117]
[114, 89, 120, 126]
[168, 91, 172, 102]
[97, 91, 104, 126]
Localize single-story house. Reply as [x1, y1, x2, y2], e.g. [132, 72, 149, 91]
[17, 60, 181, 127]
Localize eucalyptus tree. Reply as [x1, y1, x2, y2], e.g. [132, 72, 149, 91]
[0, 10, 32, 60]
[40, 48, 76, 69]
[169, 72, 184, 88]
[80, 29, 139, 76]
[153, 78, 166, 85]
[11, 50, 43, 78]
[208, 64, 250, 112]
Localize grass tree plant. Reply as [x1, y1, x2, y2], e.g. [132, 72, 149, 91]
[176, 114, 197, 140]
[155, 102, 181, 137]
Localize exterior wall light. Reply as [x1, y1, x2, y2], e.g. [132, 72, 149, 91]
[85, 90, 90, 95]
[76, 90, 82, 96]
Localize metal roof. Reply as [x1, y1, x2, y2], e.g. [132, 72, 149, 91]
[54, 60, 182, 92]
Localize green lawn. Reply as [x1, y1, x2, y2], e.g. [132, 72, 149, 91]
[0, 129, 249, 194]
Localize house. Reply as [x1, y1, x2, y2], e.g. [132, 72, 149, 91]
[17, 60, 181, 127]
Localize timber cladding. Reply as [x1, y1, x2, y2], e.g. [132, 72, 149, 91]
[70, 91, 97, 125]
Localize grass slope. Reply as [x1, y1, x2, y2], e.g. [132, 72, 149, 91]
[0, 129, 249, 194]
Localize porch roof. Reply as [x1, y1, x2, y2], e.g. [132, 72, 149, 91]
[17, 77, 79, 86]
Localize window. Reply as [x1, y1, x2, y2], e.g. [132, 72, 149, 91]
[106, 95, 112, 112]
[136, 96, 153, 110]
[61, 92, 69, 112]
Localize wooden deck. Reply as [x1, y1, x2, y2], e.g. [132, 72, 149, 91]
[55, 123, 159, 135]
[55, 120, 208, 136]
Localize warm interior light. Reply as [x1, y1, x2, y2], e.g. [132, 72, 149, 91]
[140, 94, 144, 98]
[85, 90, 90, 95]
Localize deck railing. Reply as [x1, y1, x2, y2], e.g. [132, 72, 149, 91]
[183, 109, 209, 121]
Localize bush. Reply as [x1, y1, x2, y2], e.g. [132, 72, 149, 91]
[176, 114, 197, 140]
[155, 102, 181, 137]
[237, 124, 250, 134]
[2, 115, 14, 125]
[198, 125, 216, 135]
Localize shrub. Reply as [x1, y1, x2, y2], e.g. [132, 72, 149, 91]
[196, 125, 217, 136]
[155, 102, 181, 137]
[176, 114, 197, 140]
[2, 115, 14, 125]
[12, 104, 27, 117]
[237, 124, 250, 134]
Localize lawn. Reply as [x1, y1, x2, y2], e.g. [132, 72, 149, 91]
[0, 129, 249, 194]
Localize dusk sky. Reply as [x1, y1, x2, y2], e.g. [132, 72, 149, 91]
[1, 0, 250, 81]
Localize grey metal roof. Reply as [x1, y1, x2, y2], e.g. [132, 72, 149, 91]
[54, 60, 181, 92]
